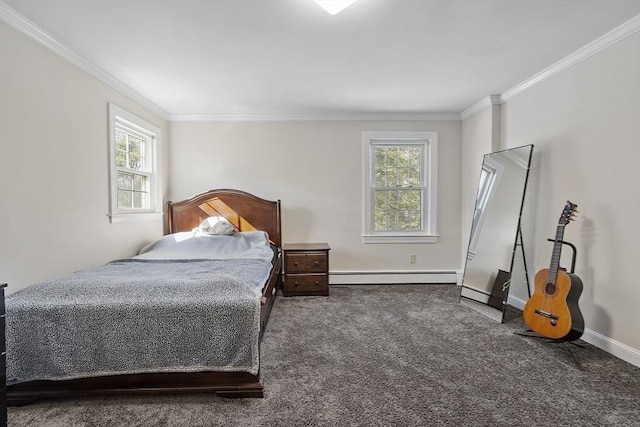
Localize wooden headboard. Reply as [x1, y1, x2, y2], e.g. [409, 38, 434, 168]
[166, 189, 282, 248]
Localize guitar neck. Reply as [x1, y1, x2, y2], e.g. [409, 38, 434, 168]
[547, 224, 566, 283]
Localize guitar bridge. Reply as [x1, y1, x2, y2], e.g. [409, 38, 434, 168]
[534, 309, 559, 321]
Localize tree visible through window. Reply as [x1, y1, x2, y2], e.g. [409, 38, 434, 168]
[115, 124, 151, 210]
[373, 144, 423, 231]
[468, 160, 499, 255]
[362, 131, 438, 244]
[108, 103, 162, 223]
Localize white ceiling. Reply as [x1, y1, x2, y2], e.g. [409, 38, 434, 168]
[2, 0, 639, 119]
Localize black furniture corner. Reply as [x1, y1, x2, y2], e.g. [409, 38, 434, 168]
[1, 283, 7, 426]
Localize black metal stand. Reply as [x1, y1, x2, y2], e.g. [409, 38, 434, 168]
[547, 238, 578, 274]
[517, 238, 584, 370]
[516, 226, 531, 299]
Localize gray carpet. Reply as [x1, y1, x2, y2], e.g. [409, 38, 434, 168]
[8, 285, 640, 426]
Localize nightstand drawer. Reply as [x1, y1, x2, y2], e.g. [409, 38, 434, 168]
[285, 253, 327, 274]
[285, 274, 328, 293]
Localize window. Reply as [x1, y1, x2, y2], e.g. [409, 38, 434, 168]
[467, 156, 503, 256]
[108, 103, 162, 223]
[362, 131, 438, 243]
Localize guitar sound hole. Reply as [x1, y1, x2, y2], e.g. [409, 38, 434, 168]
[544, 282, 556, 295]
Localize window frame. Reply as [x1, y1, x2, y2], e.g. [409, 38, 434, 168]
[362, 131, 438, 244]
[108, 103, 162, 224]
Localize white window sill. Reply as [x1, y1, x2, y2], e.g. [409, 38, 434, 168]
[362, 234, 439, 244]
[108, 212, 163, 224]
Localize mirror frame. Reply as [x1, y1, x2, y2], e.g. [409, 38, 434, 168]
[459, 144, 534, 322]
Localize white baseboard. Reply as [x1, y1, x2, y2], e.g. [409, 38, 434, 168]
[329, 270, 457, 285]
[507, 295, 640, 368]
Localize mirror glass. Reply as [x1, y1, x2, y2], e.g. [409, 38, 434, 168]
[459, 144, 533, 322]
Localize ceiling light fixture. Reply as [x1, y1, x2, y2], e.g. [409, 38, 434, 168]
[313, 0, 358, 15]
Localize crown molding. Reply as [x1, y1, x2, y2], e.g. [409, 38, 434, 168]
[462, 14, 640, 120]
[460, 95, 501, 120]
[0, 1, 170, 120]
[501, 14, 640, 103]
[169, 112, 462, 122]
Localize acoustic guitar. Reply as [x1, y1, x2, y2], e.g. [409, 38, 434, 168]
[523, 201, 584, 341]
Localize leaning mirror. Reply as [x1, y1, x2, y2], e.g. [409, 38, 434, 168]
[459, 144, 534, 322]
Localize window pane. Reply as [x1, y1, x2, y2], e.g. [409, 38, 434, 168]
[407, 146, 420, 168]
[399, 210, 421, 231]
[115, 129, 127, 151]
[397, 190, 412, 210]
[398, 189, 421, 209]
[408, 167, 420, 187]
[374, 168, 386, 187]
[115, 149, 127, 167]
[117, 171, 133, 190]
[388, 147, 398, 168]
[374, 188, 423, 232]
[398, 147, 411, 166]
[133, 174, 147, 191]
[129, 136, 142, 155]
[386, 211, 398, 231]
[117, 190, 132, 209]
[398, 210, 410, 230]
[128, 154, 141, 170]
[117, 189, 150, 210]
[133, 191, 149, 209]
[398, 168, 411, 187]
[115, 124, 149, 172]
[387, 190, 398, 210]
[128, 136, 144, 170]
[374, 211, 386, 231]
[374, 145, 422, 190]
[374, 147, 387, 186]
[374, 190, 388, 231]
[374, 189, 387, 210]
[116, 172, 150, 210]
[387, 168, 398, 187]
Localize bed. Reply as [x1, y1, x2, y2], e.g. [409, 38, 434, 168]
[6, 188, 282, 405]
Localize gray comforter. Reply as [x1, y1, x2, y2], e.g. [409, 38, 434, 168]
[6, 257, 273, 384]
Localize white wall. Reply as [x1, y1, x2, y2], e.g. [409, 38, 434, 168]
[169, 120, 462, 278]
[460, 105, 496, 270]
[463, 32, 640, 363]
[0, 22, 169, 293]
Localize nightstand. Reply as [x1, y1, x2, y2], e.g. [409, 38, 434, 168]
[283, 243, 330, 296]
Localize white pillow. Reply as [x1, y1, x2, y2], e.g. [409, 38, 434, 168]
[194, 216, 235, 235]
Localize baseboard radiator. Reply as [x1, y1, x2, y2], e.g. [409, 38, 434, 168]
[329, 270, 458, 285]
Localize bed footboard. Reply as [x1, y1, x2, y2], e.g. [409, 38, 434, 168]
[8, 371, 263, 406]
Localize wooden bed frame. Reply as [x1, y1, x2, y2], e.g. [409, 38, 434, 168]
[7, 189, 282, 405]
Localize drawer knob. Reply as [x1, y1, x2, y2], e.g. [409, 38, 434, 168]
[294, 281, 299, 288]
[314, 261, 320, 267]
[293, 262, 298, 266]
[315, 281, 320, 286]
